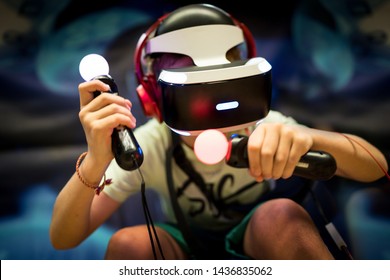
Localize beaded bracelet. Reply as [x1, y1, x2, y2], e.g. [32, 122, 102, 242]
[76, 152, 112, 195]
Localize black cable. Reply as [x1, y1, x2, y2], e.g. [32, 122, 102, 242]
[134, 156, 165, 260]
[308, 181, 354, 260]
[308, 181, 330, 224]
[140, 179, 157, 258]
[341, 245, 354, 260]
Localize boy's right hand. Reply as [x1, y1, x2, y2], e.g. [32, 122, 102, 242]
[78, 80, 136, 166]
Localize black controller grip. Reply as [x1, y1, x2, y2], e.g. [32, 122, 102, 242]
[226, 134, 336, 180]
[93, 75, 143, 171]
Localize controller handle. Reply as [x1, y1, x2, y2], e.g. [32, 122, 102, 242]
[93, 75, 144, 171]
[226, 134, 336, 180]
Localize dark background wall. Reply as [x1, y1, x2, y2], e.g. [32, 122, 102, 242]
[0, 0, 389, 260]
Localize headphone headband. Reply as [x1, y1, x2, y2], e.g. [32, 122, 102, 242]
[134, 13, 167, 89]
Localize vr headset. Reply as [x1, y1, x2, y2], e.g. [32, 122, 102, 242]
[134, 4, 272, 136]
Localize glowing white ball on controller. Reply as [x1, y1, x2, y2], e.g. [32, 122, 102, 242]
[194, 129, 229, 165]
[79, 54, 109, 81]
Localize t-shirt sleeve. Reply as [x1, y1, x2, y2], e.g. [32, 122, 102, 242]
[262, 110, 298, 125]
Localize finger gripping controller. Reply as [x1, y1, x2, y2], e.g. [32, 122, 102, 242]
[226, 134, 337, 180]
[93, 75, 144, 171]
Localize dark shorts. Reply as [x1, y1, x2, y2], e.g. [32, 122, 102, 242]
[157, 205, 259, 260]
[157, 176, 311, 260]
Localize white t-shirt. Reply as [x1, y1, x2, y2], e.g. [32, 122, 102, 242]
[104, 110, 297, 230]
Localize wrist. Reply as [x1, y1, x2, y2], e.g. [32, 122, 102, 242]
[76, 152, 112, 195]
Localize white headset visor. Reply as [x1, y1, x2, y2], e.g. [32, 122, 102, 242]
[145, 25, 245, 66]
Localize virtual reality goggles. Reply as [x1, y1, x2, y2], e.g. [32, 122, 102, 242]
[135, 4, 273, 135]
[157, 57, 272, 136]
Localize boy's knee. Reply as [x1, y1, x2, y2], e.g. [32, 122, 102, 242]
[253, 198, 310, 226]
[105, 226, 152, 259]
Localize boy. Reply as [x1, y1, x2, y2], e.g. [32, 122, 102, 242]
[50, 3, 388, 260]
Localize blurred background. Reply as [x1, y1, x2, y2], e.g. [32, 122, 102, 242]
[0, 0, 389, 260]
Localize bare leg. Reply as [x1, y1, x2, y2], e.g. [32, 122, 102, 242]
[243, 198, 334, 259]
[104, 225, 187, 260]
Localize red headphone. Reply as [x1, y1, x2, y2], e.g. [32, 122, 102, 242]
[133, 5, 257, 122]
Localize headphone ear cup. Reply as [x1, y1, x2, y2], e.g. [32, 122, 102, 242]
[133, 15, 167, 122]
[136, 75, 162, 122]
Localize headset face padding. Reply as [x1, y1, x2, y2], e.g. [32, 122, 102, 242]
[134, 4, 257, 123]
